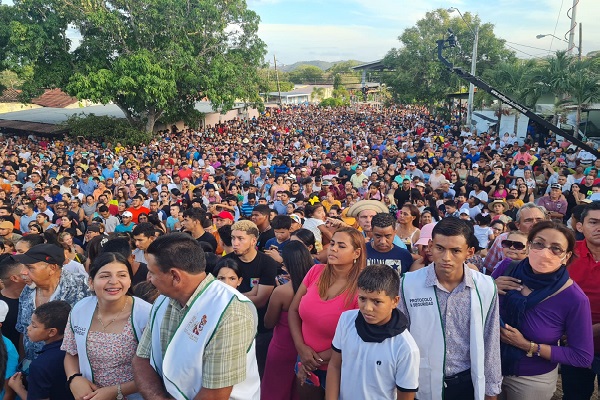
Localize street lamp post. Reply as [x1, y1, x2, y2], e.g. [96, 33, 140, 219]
[536, 31, 582, 60]
[448, 7, 479, 129]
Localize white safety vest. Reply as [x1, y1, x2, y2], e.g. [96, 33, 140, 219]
[149, 279, 260, 400]
[401, 265, 496, 400]
[69, 296, 152, 400]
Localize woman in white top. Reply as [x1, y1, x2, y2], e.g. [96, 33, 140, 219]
[428, 167, 446, 190]
[395, 203, 421, 253]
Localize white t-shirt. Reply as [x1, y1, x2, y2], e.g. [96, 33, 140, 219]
[474, 225, 493, 249]
[302, 217, 324, 246]
[63, 260, 88, 278]
[332, 310, 420, 400]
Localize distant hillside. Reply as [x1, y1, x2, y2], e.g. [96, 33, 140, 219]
[280, 60, 366, 72]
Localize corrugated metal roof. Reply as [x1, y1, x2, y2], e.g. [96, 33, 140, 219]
[0, 101, 249, 127]
[0, 119, 63, 133]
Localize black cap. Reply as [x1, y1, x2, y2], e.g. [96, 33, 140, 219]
[12, 244, 65, 266]
[87, 222, 102, 231]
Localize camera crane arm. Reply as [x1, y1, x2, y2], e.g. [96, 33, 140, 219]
[437, 34, 600, 158]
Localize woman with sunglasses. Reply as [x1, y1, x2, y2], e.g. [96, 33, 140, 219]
[488, 231, 527, 278]
[491, 221, 593, 399]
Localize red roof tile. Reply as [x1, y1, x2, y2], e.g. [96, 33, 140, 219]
[31, 88, 78, 108]
[0, 88, 22, 103]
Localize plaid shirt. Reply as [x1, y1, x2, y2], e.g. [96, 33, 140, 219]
[136, 274, 256, 389]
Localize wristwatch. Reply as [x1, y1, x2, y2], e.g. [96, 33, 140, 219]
[116, 383, 124, 400]
[526, 341, 536, 358]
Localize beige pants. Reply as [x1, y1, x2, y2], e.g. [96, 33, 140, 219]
[499, 366, 558, 400]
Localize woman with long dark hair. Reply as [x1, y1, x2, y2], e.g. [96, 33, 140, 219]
[63, 252, 152, 400]
[262, 242, 314, 400]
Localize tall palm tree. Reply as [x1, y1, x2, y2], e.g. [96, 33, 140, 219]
[539, 51, 574, 125]
[489, 59, 543, 134]
[311, 87, 324, 102]
[563, 58, 600, 138]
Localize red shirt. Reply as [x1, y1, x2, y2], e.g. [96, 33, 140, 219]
[569, 240, 600, 353]
[127, 206, 150, 224]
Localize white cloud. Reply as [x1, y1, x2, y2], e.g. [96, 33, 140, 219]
[259, 23, 399, 64]
[258, 0, 600, 63]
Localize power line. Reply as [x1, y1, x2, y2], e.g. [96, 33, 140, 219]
[549, 0, 566, 54]
[505, 41, 555, 52]
[504, 44, 548, 60]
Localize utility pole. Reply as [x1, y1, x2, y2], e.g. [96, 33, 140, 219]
[578, 23, 582, 60]
[567, 0, 578, 55]
[274, 54, 283, 109]
[447, 7, 478, 129]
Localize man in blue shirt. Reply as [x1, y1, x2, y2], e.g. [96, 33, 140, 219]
[77, 173, 97, 197]
[101, 161, 117, 180]
[366, 213, 413, 275]
[272, 191, 291, 215]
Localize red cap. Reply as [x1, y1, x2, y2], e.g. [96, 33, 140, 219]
[213, 211, 234, 221]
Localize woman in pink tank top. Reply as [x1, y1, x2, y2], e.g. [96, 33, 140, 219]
[288, 227, 365, 400]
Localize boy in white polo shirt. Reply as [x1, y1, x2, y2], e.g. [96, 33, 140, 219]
[326, 264, 420, 400]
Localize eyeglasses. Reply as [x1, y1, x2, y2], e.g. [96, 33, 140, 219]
[501, 240, 526, 250]
[529, 241, 566, 256]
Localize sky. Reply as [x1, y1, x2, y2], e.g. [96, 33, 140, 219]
[247, 0, 600, 66]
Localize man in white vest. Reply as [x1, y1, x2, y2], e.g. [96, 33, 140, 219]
[398, 217, 502, 400]
[132, 232, 260, 400]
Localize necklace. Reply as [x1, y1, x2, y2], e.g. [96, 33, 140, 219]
[96, 297, 129, 331]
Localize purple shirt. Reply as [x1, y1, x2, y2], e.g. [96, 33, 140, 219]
[494, 261, 594, 376]
[536, 195, 568, 216]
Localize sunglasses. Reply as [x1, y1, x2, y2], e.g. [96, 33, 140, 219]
[501, 240, 526, 250]
[529, 241, 566, 256]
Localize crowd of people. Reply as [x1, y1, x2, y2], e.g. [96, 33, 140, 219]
[0, 103, 597, 399]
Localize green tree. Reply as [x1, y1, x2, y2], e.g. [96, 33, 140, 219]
[4, 0, 73, 100]
[288, 65, 324, 84]
[563, 58, 600, 138]
[333, 74, 343, 90]
[257, 68, 293, 96]
[539, 51, 574, 126]
[311, 87, 325, 102]
[487, 59, 543, 134]
[0, 70, 23, 90]
[7, 0, 266, 132]
[383, 9, 515, 108]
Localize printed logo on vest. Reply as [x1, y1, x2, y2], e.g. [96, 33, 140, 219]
[409, 297, 434, 307]
[184, 314, 208, 342]
[73, 325, 87, 336]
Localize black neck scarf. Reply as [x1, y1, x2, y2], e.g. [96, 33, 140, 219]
[355, 308, 408, 343]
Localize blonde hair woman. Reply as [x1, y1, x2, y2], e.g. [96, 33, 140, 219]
[288, 227, 365, 400]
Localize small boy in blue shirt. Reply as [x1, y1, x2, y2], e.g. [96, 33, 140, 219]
[8, 301, 74, 400]
[264, 215, 292, 252]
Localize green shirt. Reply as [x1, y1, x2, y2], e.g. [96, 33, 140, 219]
[136, 274, 256, 389]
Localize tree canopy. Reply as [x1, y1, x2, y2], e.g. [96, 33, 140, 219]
[4, 0, 267, 132]
[383, 9, 515, 107]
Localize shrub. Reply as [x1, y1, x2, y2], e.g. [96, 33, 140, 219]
[60, 114, 153, 146]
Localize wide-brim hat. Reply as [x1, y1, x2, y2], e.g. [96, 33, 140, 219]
[488, 200, 508, 212]
[347, 200, 389, 218]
